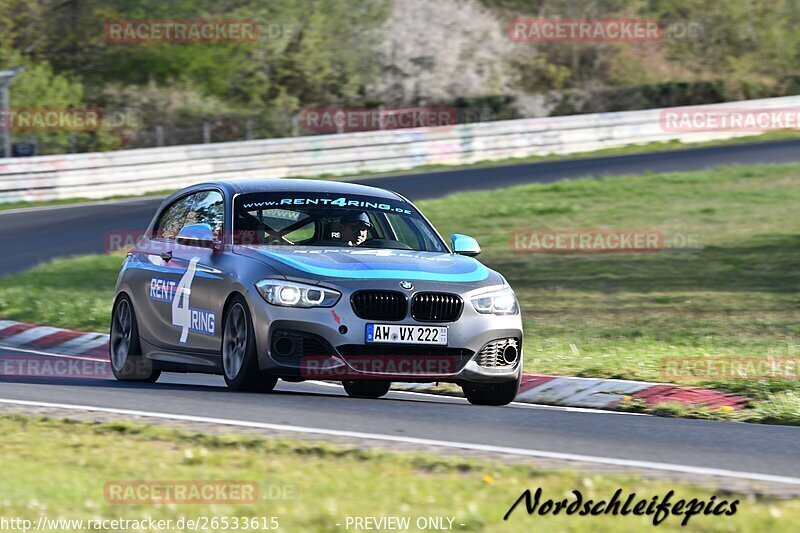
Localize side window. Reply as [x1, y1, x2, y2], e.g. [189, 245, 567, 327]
[386, 213, 446, 252]
[386, 213, 421, 249]
[154, 195, 194, 241]
[186, 191, 225, 242]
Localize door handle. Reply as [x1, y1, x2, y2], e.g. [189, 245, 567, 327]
[160, 251, 173, 262]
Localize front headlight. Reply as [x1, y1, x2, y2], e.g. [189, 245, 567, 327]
[471, 287, 519, 315]
[256, 280, 341, 308]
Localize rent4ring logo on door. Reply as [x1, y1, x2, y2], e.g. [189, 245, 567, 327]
[149, 258, 215, 342]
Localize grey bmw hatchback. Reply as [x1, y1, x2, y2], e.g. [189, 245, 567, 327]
[110, 179, 523, 405]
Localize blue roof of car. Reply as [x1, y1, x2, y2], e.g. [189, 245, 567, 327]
[196, 178, 404, 201]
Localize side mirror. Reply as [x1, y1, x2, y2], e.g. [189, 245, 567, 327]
[451, 234, 481, 256]
[177, 223, 216, 249]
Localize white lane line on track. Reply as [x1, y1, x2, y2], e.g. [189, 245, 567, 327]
[1, 397, 797, 486]
[0, 344, 106, 362]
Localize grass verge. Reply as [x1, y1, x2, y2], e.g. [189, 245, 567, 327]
[0, 414, 797, 532]
[0, 254, 124, 332]
[418, 162, 800, 401]
[618, 393, 800, 425]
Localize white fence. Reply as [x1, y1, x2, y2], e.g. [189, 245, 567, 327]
[2, 95, 799, 202]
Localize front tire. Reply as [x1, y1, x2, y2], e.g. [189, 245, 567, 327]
[109, 295, 160, 382]
[342, 380, 391, 399]
[462, 375, 520, 406]
[222, 296, 277, 392]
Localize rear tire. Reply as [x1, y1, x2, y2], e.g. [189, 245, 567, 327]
[109, 295, 160, 382]
[462, 375, 520, 406]
[342, 380, 391, 399]
[222, 296, 277, 392]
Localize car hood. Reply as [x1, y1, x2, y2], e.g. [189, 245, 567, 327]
[235, 245, 503, 286]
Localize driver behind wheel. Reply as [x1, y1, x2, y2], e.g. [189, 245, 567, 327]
[339, 211, 371, 246]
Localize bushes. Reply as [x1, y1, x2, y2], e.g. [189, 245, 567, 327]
[2, 0, 800, 154]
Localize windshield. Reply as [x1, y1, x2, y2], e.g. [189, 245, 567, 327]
[233, 192, 447, 252]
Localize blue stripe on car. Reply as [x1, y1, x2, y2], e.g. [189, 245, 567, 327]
[257, 251, 490, 282]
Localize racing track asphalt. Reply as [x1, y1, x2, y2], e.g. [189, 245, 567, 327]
[1, 139, 800, 486]
[2, 138, 800, 275]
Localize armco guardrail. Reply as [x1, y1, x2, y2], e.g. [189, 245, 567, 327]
[2, 95, 799, 202]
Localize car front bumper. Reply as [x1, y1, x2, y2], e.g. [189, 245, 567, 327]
[246, 281, 523, 384]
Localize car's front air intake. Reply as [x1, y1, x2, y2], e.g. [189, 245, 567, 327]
[475, 338, 519, 367]
[271, 329, 332, 358]
[411, 292, 463, 322]
[351, 291, 407, 321]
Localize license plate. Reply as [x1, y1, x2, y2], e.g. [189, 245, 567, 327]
[366, 324, 448, 345]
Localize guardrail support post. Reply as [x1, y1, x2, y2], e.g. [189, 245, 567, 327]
[0, 66, 24, 159]
[0, 85, 9, 158]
